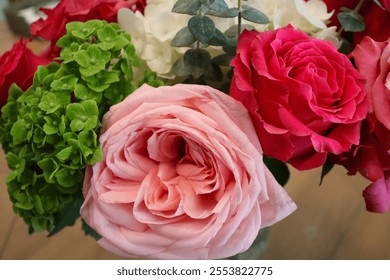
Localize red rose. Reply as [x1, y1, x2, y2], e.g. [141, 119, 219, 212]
[334, 115, 390, 213]
[323, 0, 390, 44]
[0, 39, 51, 110]
[30, 0, 147, 58]
[229, 26, 367, 170]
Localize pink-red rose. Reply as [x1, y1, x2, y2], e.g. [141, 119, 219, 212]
[81, 84, 296, 259]
[323, 0, 390, 44]
[351, 36, 390, 130]
[0, 39, 51, 110]
[30, 0, 147, 58]
[229, 26, 368, 170]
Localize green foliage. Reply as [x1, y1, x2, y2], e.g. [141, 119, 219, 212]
[241, 5, 269, 24]
[338, 7, 366, 32]
[82, 219, 102, 240]
[319, 157, 335, 186]
[372, 0, 386, 10]
[171, 0, 268, 87]
[263, 157, 290, 187]
[0, 20, 158, 235]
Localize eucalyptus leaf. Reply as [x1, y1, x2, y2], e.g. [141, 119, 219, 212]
[201, 0, 229, 12]
[209, 7, 239, 18]
[183, 49, 211, 78]
[224, 24, 255, 38]
[372, 0, 386, 10]
[212, 53, 234, 66]
[207, 28, 228, 46]
[172, 0, 201, 14]
[241, 5, 269, 24]
[171, 27, 197, 47]
[188, 15, 216, 44]
[338, 9, 366, 32]
[172, 57, 191, 77]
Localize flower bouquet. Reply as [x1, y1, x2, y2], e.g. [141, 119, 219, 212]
[0, 0, 389, 260]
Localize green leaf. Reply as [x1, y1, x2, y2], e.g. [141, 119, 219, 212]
[66, 103, 85, 121]
[200, 0, 229, 12]
[241, 5, 269, 24]
[56, 35, 72, 49]
[172, 0, 201, 14]
[338, 7, 366, 32]
[55, 167, 82, 188]
[50, 75, 78, 92]
[183, 49, 212, 78]
[97, 24, 117, 42]
[74, 83, 102, 102]
[38, 158, 59, 184]
[56, 146, 74, 162]
[188, 15, 216, 44]
[31, 217, 48, 232]
[172, 57, 191, 77]
[209, 7, 239, 18]
[372, 0, 386, 10]
[338, 10, 366, 32]
[10, 119, 29, 145]
[74, 50, 90, 68]
[82, 219, 101, 240]
[88, 145, 103, 164]
[82, 100, 99, 117]
[224, 24, 255, 38]
[70, 119, 85, 132]
[212, 53, 234, 66]
[222, 38, 238, 55]
[206, 0, 229, 12]
[43, 115, 61, 135]
[48, 200, 83, 237]
[320, 157, 335, 186]
[6, 152, 21, 170]
[34, 195, 45, 215]
[207, 28, 228, 46]
[171, 27, 197, 47]
[263, 156, 290, 186]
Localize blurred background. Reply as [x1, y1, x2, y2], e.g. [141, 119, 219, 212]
[0, 0, 390, 260]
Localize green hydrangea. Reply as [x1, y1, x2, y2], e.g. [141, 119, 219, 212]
[0, 20, 162, 235]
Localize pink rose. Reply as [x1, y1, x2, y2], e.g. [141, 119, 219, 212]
[229, 26, 368, 170]
[81, 84, 296, 259]
[0, 39, 51, 110]
[30, 0, 147, 59]
[363, 176, 390, 213]
[350, 36, 390, 130]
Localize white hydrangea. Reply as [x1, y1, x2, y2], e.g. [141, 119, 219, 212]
[118, 0, 339, 79]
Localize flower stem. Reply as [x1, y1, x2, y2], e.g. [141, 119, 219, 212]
[238, 0, 242, 39]
[354, 0, 366, 13]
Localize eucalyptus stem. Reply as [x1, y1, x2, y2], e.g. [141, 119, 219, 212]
[354, 0, 366, 13]
[237, 0, 242, 39]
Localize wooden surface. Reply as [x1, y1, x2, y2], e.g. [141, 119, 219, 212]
[1, 21, 390, 260]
